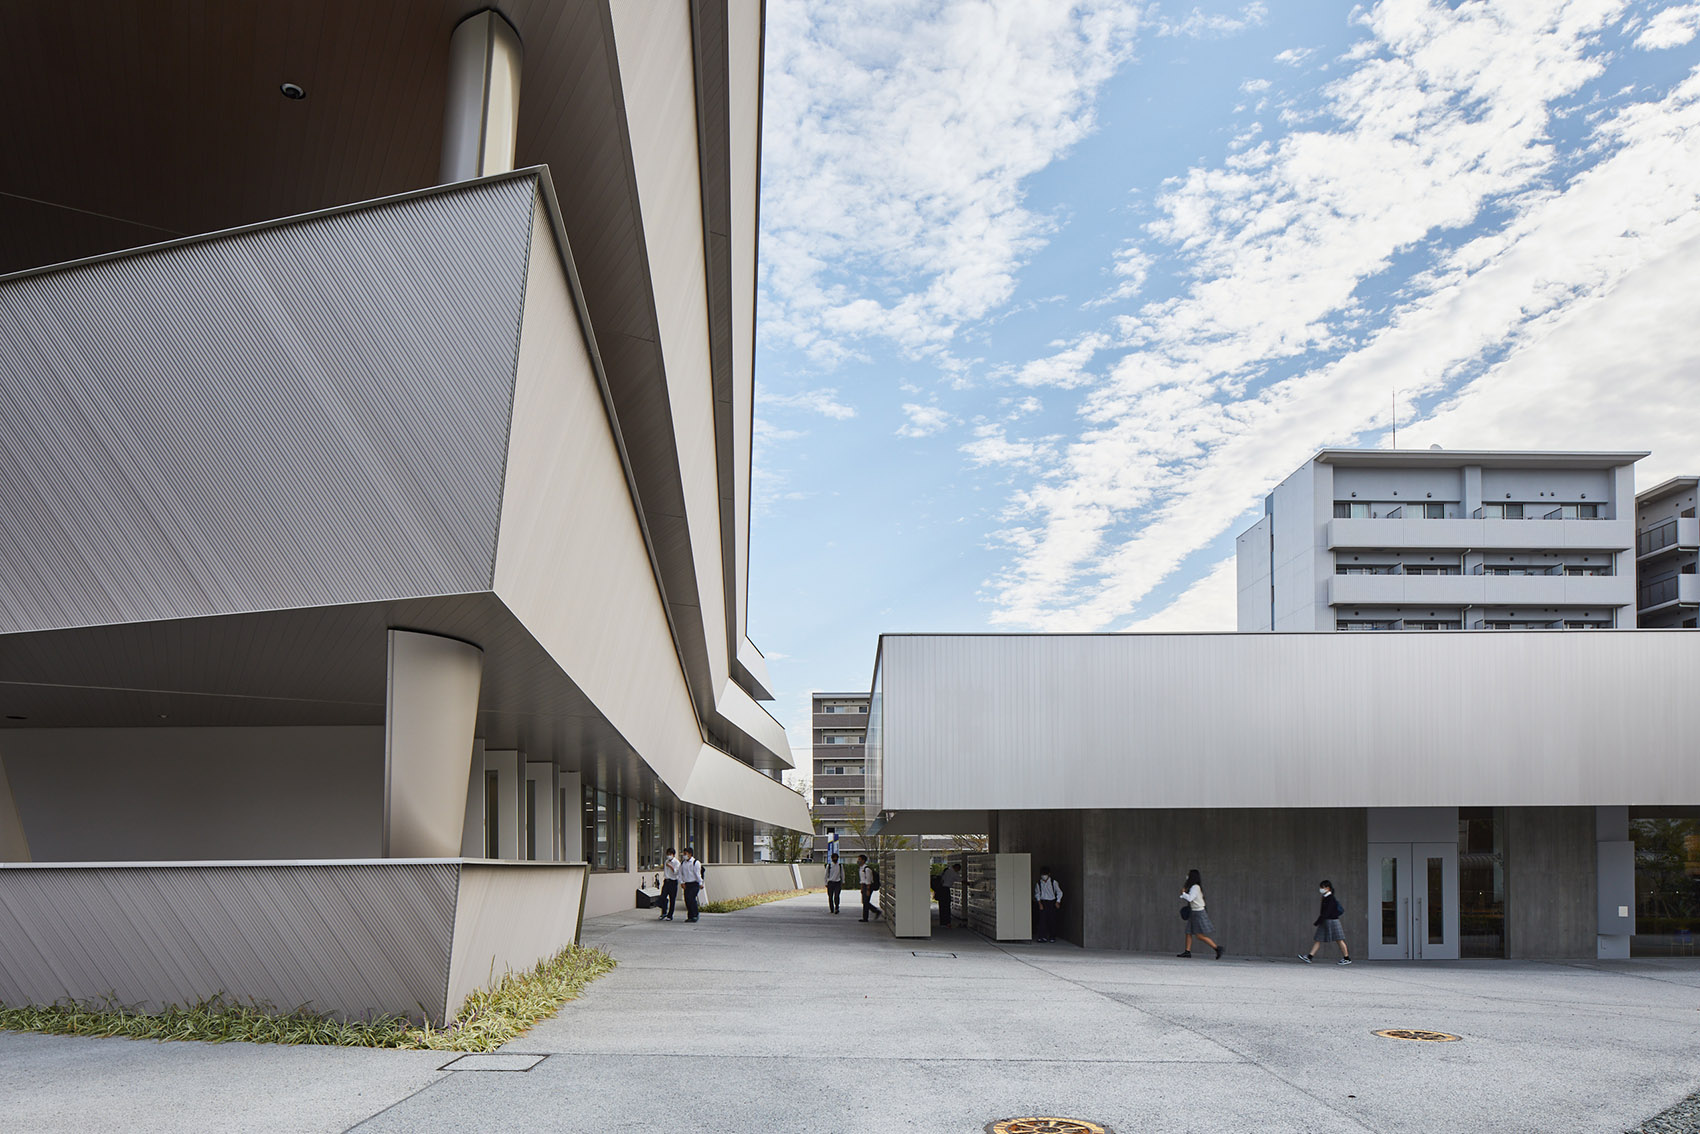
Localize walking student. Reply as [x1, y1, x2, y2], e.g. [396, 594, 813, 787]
[1178, 868, 1224, 959]
[680, 847, 703, 922]
[857, 854, 881, 921]
[1034, 867, 1063, 942]
[825, 852, 844, 914]
[1300, 879, 1351, 965]
[659, 847, 680, 921]
[933, 861, 961, 927]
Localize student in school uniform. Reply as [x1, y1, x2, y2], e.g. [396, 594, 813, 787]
[1034, 867, 1063, 942]
[1178, 868, 1224, 959]
[825, 852, 844, 914]
[1300, 879, 1352, 965]
[679, 847, 704, 922]
[659, 847, 681, 921]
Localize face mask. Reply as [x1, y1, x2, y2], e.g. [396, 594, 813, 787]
[1319, 888, 1329, 895]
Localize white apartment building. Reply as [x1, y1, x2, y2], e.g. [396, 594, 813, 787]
[1636, 477, 1700, 629]
[1237, 449, 1642, 632]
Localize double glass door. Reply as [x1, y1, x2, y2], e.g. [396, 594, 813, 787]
[1368, 842, 1459, 960]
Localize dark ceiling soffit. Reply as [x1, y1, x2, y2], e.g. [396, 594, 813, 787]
[591, 0, 720, 725]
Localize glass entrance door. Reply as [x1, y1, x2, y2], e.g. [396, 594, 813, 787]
[1369, 841, 1459, 960]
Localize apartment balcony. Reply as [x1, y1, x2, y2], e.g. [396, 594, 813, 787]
[813, 743, 867, 758]
[812, 711, 869, 729]
[1637, 517, 1700, 560]
[1639, 573, 1700, 613]
[1327, 516, 1632, 553]
[1328, 572, 1634, 609]
[812, 774, 868, 791]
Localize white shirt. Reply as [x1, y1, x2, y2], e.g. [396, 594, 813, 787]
[938, 865, 960, 888]
[680, 857, 702, 884]
[663, 855, 681, 882]
[1035, 877, 1062, 902]
[826, 860, 843, 883]
[1180, 884, 1205, 911]
[858, 864, 874, 886]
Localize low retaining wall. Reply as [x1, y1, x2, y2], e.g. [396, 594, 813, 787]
[0, 859, 586, 1025]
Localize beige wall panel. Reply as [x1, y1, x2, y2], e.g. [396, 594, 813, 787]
[384, 629, 483, 858]
[682, 743, 812, 832]
[879, 632, 1700, 812]
[609, 0, 731, 699]
[445, 861, 586, 1019]
[718, 677, 794, 767]
[2, 726, 383, 861]
[728, 0, 762, 653]
[496, 203, 704, 789]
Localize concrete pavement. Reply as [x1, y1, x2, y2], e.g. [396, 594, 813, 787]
[2, 893, 1697, 1132]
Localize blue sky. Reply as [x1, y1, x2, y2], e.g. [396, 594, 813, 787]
[746, 0, 1700, 760]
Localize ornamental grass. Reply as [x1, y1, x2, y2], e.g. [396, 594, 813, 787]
[0, 944, 615, 1052]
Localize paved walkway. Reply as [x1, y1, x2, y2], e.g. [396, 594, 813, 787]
[2, 894, 1697, 1132]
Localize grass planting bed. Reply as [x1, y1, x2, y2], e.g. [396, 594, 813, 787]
[0, 944, 615, 1052]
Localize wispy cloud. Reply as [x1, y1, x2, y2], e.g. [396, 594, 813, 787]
[759, 0, 1143, 364]
[1154, 2, 1269, 39]
[1637, 2, 1700, 48]
[761, 387, 858, 419]
[982, 0, 1700, 630]
[897, 403, 957, 438]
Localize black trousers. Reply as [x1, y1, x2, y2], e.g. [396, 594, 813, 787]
[1037, 899, 1059, 940]
[826, 880, 842, 911]
[659, 878, 678, 918]
[683, 881, 701, 920]
[934, 884, 952, 926]
[860, 883, 877, 919]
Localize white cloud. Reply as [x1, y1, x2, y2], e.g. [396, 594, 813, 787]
[1155, 2, 1269, 39]
[897, 403, 957, 438]
[1240, 77, 1272, 93]
[980, 0, 1700, 630]
[1275, 46, 1317, 66]
[1013, 331, 1111, 388]
[759, 1, 1143, 363]
[961, 423, 1056, 470]
[761, 387, 858, 419]
[1124, 556, 1238, 631]
[1636, 3, 1700, 48]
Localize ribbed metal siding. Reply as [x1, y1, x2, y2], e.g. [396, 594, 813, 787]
[0, 176, 537, 634]
[879, 631, 1700, 811]
[0, 861, 459, 1023]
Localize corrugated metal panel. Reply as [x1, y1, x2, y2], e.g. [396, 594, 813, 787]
[0, 861, 458, 1023]
[879, 632, 1700, 811]
[0, 176, 537, 635]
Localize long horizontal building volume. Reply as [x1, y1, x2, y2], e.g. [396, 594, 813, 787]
[866, 631, 1699, 961]
[0, 1, 809, 1024]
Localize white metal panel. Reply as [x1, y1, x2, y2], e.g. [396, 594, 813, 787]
[877, 632, 1700, 811]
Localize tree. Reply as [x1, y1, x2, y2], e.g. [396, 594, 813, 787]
[845, 813, 914, 863]
[763, 782, 816, 863]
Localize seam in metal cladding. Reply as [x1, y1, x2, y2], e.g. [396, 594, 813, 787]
[0, 177, 539, 636]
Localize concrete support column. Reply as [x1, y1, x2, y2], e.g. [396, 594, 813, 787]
[383, 629, 484, 858]
[440, 9, 523, 183]
[0, 752, 32, 862]
[1597, 805, 1634, 960]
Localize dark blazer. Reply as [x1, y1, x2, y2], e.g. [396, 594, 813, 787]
[1314, 893, 1344, 925]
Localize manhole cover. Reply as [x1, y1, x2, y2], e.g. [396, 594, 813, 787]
[986, 1119, 1110, 1134]
[1373, 1028, 1461, 1043]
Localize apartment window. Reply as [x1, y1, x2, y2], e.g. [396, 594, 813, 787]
[1564, 565, 1610, 576]
[1333, 502, 1370, 519]
[820, 764, 864, 776]
[820, 703, 866, 714]
[1336, 619, 1399, 631]
[1405, 565, 1459, 576]
[1407, 620, 1460, 630]
[822, 733, 864, 744]
[1481, 503, 1524, 519]
[1558, 503, 1600, 519]
[1410, 502, 1445, 519]
[818, 795, 865, 807]
[582, 784, 628, 872]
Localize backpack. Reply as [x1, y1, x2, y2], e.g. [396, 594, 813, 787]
[869, 868, 881, 889]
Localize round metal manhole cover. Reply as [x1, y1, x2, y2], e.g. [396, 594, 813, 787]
[986, 1120, 1111, 1134]
[1373, 1028, 1461, 1043]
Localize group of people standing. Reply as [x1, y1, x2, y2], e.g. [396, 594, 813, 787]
[824, 851, 882, 920]
[656, 847, 705, 922]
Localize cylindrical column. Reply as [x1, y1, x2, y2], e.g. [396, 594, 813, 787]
[440, 9, 523, 183]
[383, 629, 485, 857]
